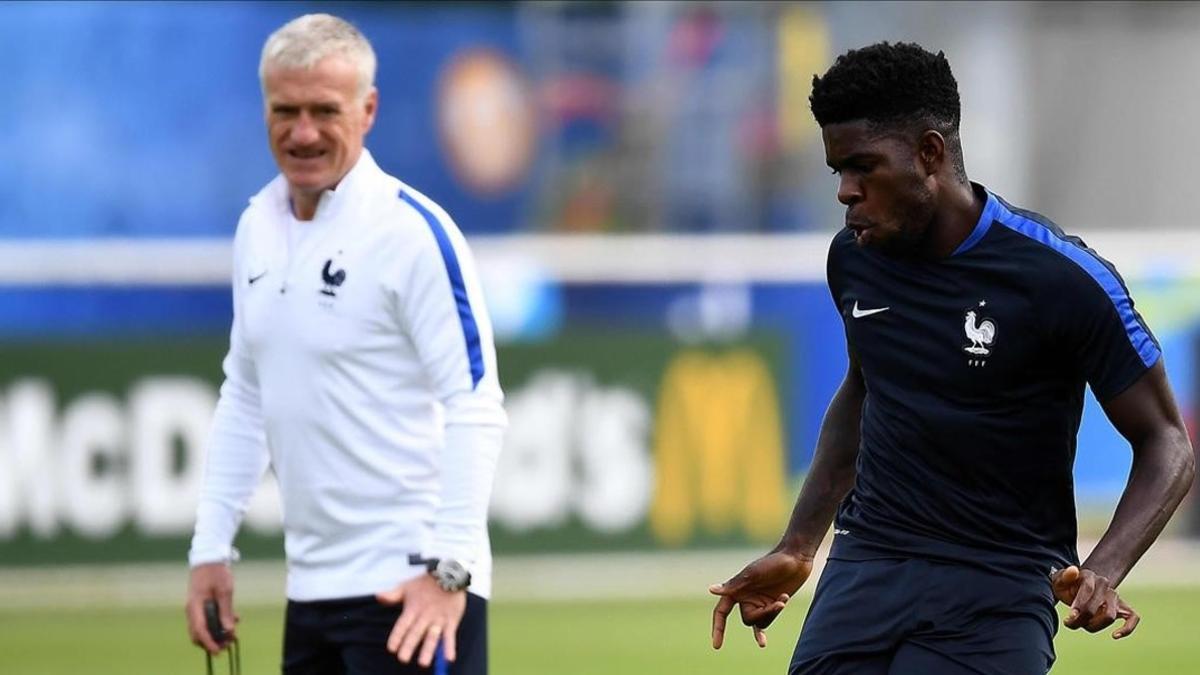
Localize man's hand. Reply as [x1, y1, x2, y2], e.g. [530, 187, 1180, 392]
[709, 550, 813, 649]
[1051, 565, 1140, 639]
[185, 562, 238, 654]
[377, 574, 467, 667]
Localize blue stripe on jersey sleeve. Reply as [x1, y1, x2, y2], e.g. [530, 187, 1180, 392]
[434, 644, 449, 675]
[994, 206, 1160, 367]
[400, 190, 485, 389]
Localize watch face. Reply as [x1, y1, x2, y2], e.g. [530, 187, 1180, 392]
[435, 559, 471, 591]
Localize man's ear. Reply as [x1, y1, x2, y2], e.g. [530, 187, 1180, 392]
[917, 130, 946, 177]
[362, 87, 379, 133]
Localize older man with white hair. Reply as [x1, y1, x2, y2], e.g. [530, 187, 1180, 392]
[184, 13, 506, 674]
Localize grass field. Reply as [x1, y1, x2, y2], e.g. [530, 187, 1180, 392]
[3, 587, 1198, 674]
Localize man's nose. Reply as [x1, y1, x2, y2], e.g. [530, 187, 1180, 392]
[290, 113, 319, 144]
[837, 175, 862, 206]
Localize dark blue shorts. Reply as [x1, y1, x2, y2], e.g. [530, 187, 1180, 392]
[282, 592, 487, 675]
[789, 557, 1057, 675]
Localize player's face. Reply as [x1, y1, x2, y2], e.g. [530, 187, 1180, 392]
[263, 56, 377, 198]
[822, 120, 936, 255]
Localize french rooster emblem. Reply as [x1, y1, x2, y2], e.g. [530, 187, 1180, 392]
[320, 259, 347, 297]
[963, 308, 996, 356]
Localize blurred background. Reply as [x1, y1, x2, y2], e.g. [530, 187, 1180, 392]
[1, 1, 1199, 673]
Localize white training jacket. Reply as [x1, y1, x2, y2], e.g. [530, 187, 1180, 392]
[189, 149, 506, 601]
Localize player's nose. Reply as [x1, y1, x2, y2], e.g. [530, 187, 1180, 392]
[836, 176, 862, 206]
[289, 113, 320, 144]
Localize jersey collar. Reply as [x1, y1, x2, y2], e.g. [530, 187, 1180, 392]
[950, 183, 1000, 257]
[286, 148, 383, 223]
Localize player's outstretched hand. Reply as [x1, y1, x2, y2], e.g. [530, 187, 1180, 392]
[1050, 565, 1140, 639]
[709, 550, 813, 650]
[185, 562, 238, 655]
[377, 575, 467, 668]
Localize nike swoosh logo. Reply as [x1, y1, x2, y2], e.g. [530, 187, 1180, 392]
[851, 301, 890, 318]
[248, 272, 268, 285]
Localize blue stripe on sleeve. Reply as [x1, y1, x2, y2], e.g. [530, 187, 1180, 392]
[400, 190, 485, 388]
[994, 206, 1160, 367]
[434, 644, 449, 675]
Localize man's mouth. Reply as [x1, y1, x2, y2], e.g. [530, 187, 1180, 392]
[846, 220, 875, 244]
[288, 149, 327, 161]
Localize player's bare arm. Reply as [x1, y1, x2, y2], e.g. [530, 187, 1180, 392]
[710, 356, 865, 649]
[1051, 360, 1194, 638]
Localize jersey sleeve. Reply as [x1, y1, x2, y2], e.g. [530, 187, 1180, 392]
[1047, 244, 1161, 402]
[826, 229, 853, 322]
[393, 193, 507, 566]
[188, 214, 271, 566]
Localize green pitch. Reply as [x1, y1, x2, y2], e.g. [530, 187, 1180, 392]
[2, 589, 1197, 674]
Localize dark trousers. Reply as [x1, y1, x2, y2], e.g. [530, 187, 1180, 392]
[282, 593, 487, 675]
[790, 557, 1056, 675]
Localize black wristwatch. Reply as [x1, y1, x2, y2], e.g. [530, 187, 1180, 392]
[408, 554, 472, 592]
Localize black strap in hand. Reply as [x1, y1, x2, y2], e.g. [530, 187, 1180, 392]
[203, 599, 241, 675]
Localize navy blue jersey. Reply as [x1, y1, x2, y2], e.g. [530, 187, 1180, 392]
[827, 184, 1160, 579]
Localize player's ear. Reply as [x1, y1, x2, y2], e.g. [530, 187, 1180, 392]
[361, 87, 379, 133]
[916, 130, 945, 177]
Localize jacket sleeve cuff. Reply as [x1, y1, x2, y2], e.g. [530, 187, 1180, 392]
[188, 545, 241, 568]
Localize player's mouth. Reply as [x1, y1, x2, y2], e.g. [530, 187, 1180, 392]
[847, 219, 881, 246]
[287, 148, 328, 162]
[846, 221, 872, 238]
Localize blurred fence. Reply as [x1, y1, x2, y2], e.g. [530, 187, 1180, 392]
[7, 2, 1200, 239]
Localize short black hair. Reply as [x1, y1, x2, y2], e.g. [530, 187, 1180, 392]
[810, 42, 960, 134]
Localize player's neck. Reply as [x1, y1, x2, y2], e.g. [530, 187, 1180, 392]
[926, 179, 983, 259]
[290, 192, 321, 221]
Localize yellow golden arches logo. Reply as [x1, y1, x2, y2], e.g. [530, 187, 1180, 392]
[650, 348, 788, 546]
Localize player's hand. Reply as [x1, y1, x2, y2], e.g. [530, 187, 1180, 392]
[377, 575, 467, 667]
[185, 562, 238, 654]
[1050, 565, 1140, 639]
[709, 550, 813, 650]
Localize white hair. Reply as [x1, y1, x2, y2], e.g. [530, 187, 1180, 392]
[259, 13, 377, 99]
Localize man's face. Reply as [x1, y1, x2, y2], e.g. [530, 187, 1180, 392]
[263, 56, 377, 196]
[822, 120, 936, 255]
